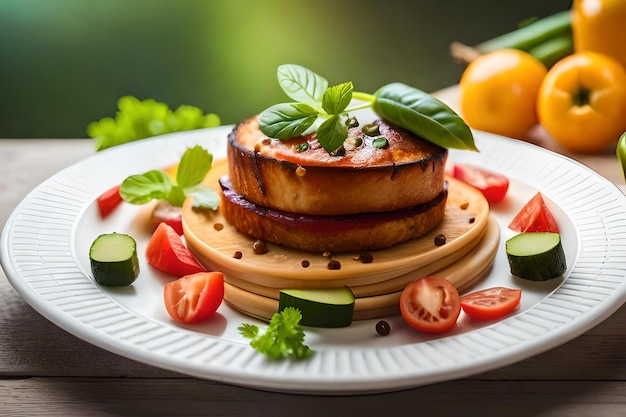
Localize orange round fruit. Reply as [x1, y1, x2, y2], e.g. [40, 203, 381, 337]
[459, 49, 547, 139]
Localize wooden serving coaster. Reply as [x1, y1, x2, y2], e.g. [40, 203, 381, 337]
[223, 215, 500, 322]
[183, 159, 491, 289]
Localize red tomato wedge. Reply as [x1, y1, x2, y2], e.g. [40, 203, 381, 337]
[164, 272, 224, 324]
[399, 276, 461, 334]
[452, 163, 509, 204]
[508, 192, 559, 233]
[145, 222, 206, 276]
[96, 185, 123, 218]
[460, 287, 522, 321]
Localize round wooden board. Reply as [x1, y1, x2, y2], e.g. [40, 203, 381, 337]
[183, 159, 491, 289]
[223, 214, 500, 322]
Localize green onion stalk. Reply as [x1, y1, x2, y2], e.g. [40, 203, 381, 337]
[450, 10, 573, 68]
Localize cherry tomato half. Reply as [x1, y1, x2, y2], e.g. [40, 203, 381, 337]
[508, 192, 559, 233]
[452, 163, 509, 204]
[96, 185, 123, 218]
[399, 276, 461, 334]
[164, 271, 224, 324]
[460, 287, 522, 321]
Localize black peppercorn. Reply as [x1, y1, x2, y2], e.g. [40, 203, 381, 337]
[376, 320, 390, 336]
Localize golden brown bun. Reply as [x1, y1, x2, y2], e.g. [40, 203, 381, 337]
[218, 176, 447, 253]
[227, 116, 447, 216]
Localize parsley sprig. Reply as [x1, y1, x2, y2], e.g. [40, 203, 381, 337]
[239, 307, 313, 360]
[258, 64, 477, 154]
[119, 145, 219, 210]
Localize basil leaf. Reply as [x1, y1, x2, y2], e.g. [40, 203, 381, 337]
[277, 64, 328, 105]
[317, 115, 348, 153]
[373, 83, 478, 151]
[176, 145, 213, 188]
[322, 82, 353, 115]
[258, 103, 319, 139]
[120, 170, 174, 205]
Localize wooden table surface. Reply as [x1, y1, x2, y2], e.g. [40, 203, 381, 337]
[1, 87, 625, 416]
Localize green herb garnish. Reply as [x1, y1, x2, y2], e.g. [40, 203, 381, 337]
[238, 307, 313, 360]
[258, 64, 477, 154]
[88, 96, 221, 151]
[119, 145, 219, 210]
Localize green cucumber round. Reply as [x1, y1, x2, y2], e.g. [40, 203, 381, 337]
[506, 232, 566, 281]
[278, 287, 355, 328]
[89, 232, 140, 286]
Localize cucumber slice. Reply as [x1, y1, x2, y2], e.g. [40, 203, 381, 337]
[278, 287, 355, 328]
[89, 232, 140, 286]
[506, 232, 566, 281]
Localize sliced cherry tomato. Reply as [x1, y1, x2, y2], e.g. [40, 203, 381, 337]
[164, 271, 224, 324]
[452, 163, 509, 204]
[399, 276, 461, 334]
[151, 201, 183, 235]
[460, 287, 521, 321]
[96, 185, 123, 218]
[145, 222, 206, 276]
[508, 192, 559, 233]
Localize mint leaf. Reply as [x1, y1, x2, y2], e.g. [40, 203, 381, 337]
[277, 64, 328, 105]
[322, 82, 353, 115]
[167, 185, 187, 207]
[119, 146, 218, 209]
[177, 145, 213, 188]
[238, 307, 313, 360]
[190, 187, 220, 210]
[120, 170, 174, 205]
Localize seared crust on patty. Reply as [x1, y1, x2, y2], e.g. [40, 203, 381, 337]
[219, 176, 448, 253]
[227, 116, 448, 216]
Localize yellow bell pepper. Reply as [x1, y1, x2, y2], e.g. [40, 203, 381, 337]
[537, 51, 626, 153]
[573, 0, 626, 69]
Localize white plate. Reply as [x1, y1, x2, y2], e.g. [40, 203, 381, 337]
[2, 126, 626, 395]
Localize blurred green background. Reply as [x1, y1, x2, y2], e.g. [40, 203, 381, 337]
[0, 0, 571, 138]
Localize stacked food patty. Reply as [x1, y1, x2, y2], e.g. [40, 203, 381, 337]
[219, 116, 449, 253]
[181, 116, 496, 322]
